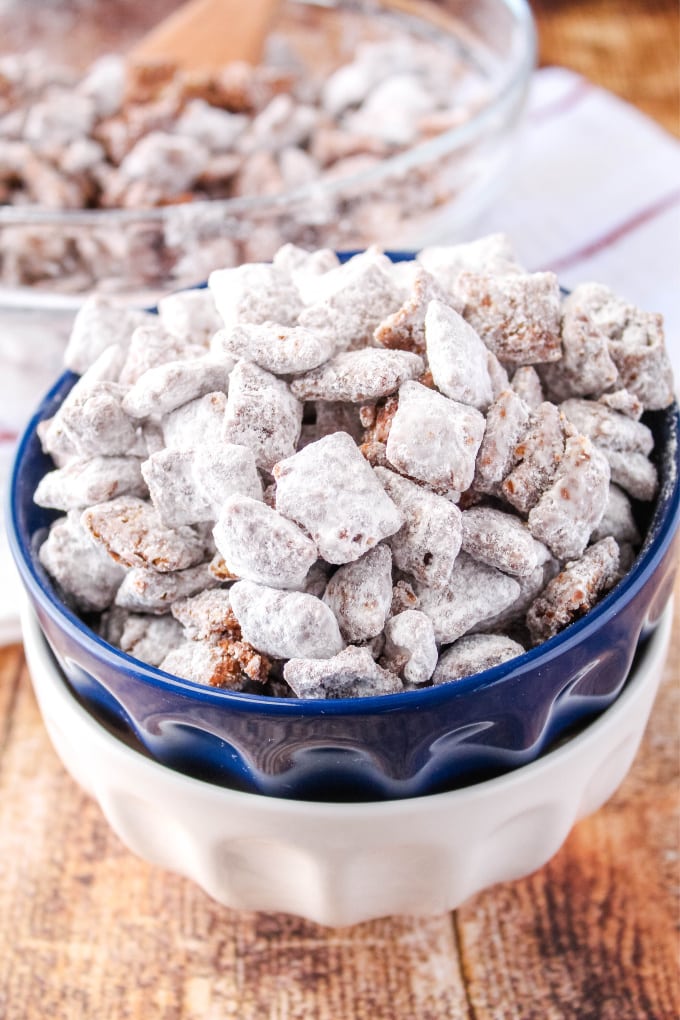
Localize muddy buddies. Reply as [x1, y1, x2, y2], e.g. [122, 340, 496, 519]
[34, 238, 675, 698]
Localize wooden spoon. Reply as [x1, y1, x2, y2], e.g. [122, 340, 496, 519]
[130, 0, 281, 71]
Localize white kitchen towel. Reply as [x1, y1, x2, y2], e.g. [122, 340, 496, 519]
[1, 66, 679, 644]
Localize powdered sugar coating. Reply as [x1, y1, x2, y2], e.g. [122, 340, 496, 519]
[34, 455, 146, 511]
[52, 379, 138, 457]
[298, 259, 403, 354]
[208, 262, 303, 329]
[274, 431, 403, 564]
[386, 381, 485, 493]
[374, 267, 459, 354]
[213, 494, 317, 589]
[122, 356, 231, 420]
[424, 299, 493, 410]
[457, 270, 562, 366]
[157, 288, 222, 344]
[212, 322, 334, 375]
[283, 646, 402, 699]
[606, 450, 659, 502]
[322, 544, 393, 641]
[510, 366, 544, 409]
[64, 295, 152, 374]
[502, 402, 570, 514]
[461, 506, 538, 577]
[223, 360, 302, 471]
[433, 633, 525, 684]
[560, 398, 654, 455]
[539, 295, 618, 401]
[417, 234, 522, 294]
[119, 323, 207, 386]
[159, 641, 248, 691]
[141, 442, 262, 527]
[171, 589, 237, 641]
[374, 467, 462, 588]
[591, 484, 641, 545]
[381, 610, 437, 685]
[115, 562, 218, 614]
[290, 349, 424, 403]
[566, 283, 674, 410]
[119, 614, 184, 667]
[528, 435, 611, 560]
[39, 509, 126, 612]
[474, 389, 531, 496]
[417, 552, 520, 643]
[230, 581, 344, 660]
[526, 537, 620, 644]
[161, 392, 226, 449]
[82, 496, 206, 573]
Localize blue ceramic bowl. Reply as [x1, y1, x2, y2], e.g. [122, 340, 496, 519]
[8, 257, 680, 801]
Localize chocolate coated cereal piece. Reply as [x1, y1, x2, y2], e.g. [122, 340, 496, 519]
[539, 296, 618, 401]
[417, 234, 522, 294]
[374, 267, 460, 354]
[461, 506, 539, 577]
[141, 448, 213, 527]
[283, 646, 403, 699]
[374, 467, 462, 588]
[122, 356, 231, 420]
[432, 633, 525, 684]
[213, 494, 318, 589]
[322, 544, 393, 641]
[171, 589, 238, 640]
[605, 451, 658, 502]
[119, 323, 207, 386]
[39, 510, 125, 612]
[223, 360, 302, 471]
[157, 287, 222, 343]
[475, 548, 560, 633]
[526, 537, 620, 644]
[159, 641, 248, 691]
[212, 322, 334, 376]
[115, 562, 218, 614]
[560, 398, 654, 455]
[510, 366, 543, 409]
[502, 402, 570, 514]
[37, 415, 78, 467]
[487, 352, 511, 400]
[457, 270, 562, 366]
[424, 299, 493, 410]
[230, 580, 344, 660]
[591, 484, 641, 545]
[390, 578, 419, 616]
[385, 380, 485, 493]
[55, 380, 138, 457]
[82, 496, 206, 572]
[161, 391, 226, 449]
[528, 435, 611, 560]
[209, 262, 303, 329]
[274, 431, 403, 564]
[381, 610, 437, 685]
[598, 389, 643, 421]
[119, 614, 184, 667]
[568, 283, 674, 410]
[290, 349, 424, 403]
[298, 259, 403, 355]
[34, 455, 146, 511]
[64, 295, 151, 374]
[194, 442, 264, 515]
[473, 389, 531, 497]
[417, 552, 520, 644]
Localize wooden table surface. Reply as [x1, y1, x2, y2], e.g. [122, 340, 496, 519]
[1, 2, 679, 1017]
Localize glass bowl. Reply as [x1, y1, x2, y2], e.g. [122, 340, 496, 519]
[0, 0, 536, 300]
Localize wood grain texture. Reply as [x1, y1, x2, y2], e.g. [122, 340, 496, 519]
[1, 2, 679, 1017]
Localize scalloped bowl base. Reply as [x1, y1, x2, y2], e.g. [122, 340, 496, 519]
[21, 600, 673, 926]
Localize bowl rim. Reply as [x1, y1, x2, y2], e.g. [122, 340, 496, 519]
[9, 366, 680, 716]
[0, 0, 536, 230]
[21, 595, 673, 810]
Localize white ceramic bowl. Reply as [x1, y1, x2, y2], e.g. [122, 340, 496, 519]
[22, 601, 671, 926]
